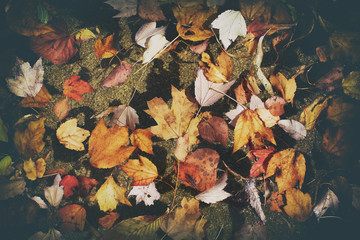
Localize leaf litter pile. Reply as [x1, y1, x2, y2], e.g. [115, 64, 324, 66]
[1, 0, 360, 239]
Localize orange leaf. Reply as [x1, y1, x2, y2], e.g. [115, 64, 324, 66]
[14, 117, 45, 158]
[269, 72, 297, 105]
[265, 149, 306, 193]
[121, 156, 158, 186]
[234, 77, 254, 104]
[63, 75, 94, 101]
[98, 212, 120, 229]
[299, 96, 329, 130]
[20, 86, 52, 108]
[53, 98, 69, 120]
[88, 118, 136, 169]
[199, 51, 233, 83]
[94, 34, 118, 59]
[130, 129, 154, 155]
[56, 204, 86, 232]
[23, 158, 46, 181]
[267, 191, 285, 213]
[283, 188, 312, 222]
[233, 109, 276, 153]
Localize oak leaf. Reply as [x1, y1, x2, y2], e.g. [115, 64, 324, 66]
[88, 118, 136, 169]
[121, 156, 158, 186]
[94, 34, 118, 59]
[130, 129, 154, 155]
[98, 212, 120, 229]
[14, 117, 45, 158]
[299, 96, 329, 130]
[56, 119, 90, 151]
[93, 175, 132, 212]
[199, 51, 233, 83]
[56, 204, 86, 232]
[63, 75, 94, 101]
[23, 158, 46, 181]
[269, 72, 296, 105]
[265, 149, 306, 193]
[233, 109, 276, 153]
[20, 85, 51, 108]
[283, 188, 312, 222]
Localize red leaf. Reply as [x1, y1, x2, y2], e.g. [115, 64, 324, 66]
[30, 22, 77, 65]
[102, 61, 132, 88]
[78, 176, 99, 197]
[63, 76, 94, 101]
[60, 175, 79, 199]
[248, 147, 276, 177]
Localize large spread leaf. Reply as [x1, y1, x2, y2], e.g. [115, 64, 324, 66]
[121, 156, 158, 186]
[56, 119, 90, 151]
[102, 61, 132, 87]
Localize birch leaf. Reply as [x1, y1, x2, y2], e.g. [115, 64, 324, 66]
[56, 119, 90, 151]
[195, 172, 231, 204]
[278, 119, 307, 140]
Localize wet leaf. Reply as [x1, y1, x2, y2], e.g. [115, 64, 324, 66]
[321, 126, 350, 157]
[283, 188, 312, 222]
[130, 129, 154, 155]
[326, 97, 359, 126]
[269, 72, 296, 104]
[313, 188, 339, 221]
[277, 119, 307, 140]
[199, 51, 233, 83]
[53, 98, 69, 120]
[56, 204, 86, 232]
[14, 117, 45, 158]
[233, 109, 276, 153]
[60, 175, 79, 199]
[94, 34, 118, 59]
[20, 85, 51, 108]
[138, 0, 166, 21]
[195, 172, 231, 204]
[234, 222, 267, 240]
[98, 212, 120, 229]
[102, 61, 132, 87]
[56, 119, 90, 151]
[63, 75, 94, 101]
[265, 149, 306, 193]
[75, 28, 96, 43]
[78, 176, 99, 197]
[44, 174, 64, 207]
[104, 0, 137, 18]
[128, 182, 160, 206]
[342, 71, 360, 100]
[299, 96, 329, 130]
[23, 158, 46, 181]
[121, 156, 158, 186]
[88, 118, 136, 168]
[93, 175, 132, 212]
[240, 0, 267, 21]
[198, 116, 228, 146]
[0, 178, 26, 200]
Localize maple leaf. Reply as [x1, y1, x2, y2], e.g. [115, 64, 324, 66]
[20, 85, 52, 108]
[128, 182, 160, 206]
[53, 98, 69, 120]
[94, 34, 118, 59]
[88, 118, 136, 169]
[130, 129, 154, 155]
[265, 149, 306, 193]
[269, 72, 297, 105]
[283, 188, 312, 222]
[14, 117, 45, 158]
[98, 212, 121, 229]
[23, 158, 46, 181]
[56, 204, 86, 232]
[299, 96, 329, 130]
[92, 175, 132, 212]
[160, 197, 206, 240]
[60, 175, 79, 199]
[6, 57, 44, 97]
[198, 116, 228, 146]
[63, 75, 94, 101]
[56, 119, 90, 151]
[102, 61, 132, 87]
[195, 172, 231, 204]
[199, 51, 233, 83]
[233, 109, 276, 153]
[145, 85, 200, 146]
[121, 155, 158, 186]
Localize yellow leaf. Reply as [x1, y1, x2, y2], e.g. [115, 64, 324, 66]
[56, 119, 90, 151]
[23, 158, 46, 181]
[75, 28, 96, 42]
[93, 176, 132, 212]
[94, 34, 118, 59]
[255, 108, 279, 128]
[121, 156, 158, 186]
[299, 96, 329, 130]
[199, 51, 233, 83]
[130, 129, 154, 155]
[233, 109, 276, 153]
[14, 117, 45, 158]
[270, 72, 297, 104]
[283, 188, 312, 222]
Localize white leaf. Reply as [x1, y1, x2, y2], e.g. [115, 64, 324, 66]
[245, 180, 266, 223]
[29, 196, 48, 209]
[249, 95, 265, 110]
[105, 0, 137, 18]
[313, 189, 339, 221]
[225, 104, 245, 127]
[6, 57, 44, 97]
[211, 10, 247, 50]
[142, 34, 169, 63]
[128, 182, 160, 206]
[44, 174, 64, 207]
[195, 172, 231, 204]
[278, 119, 307, 140]
[135, 22, 167, 48]
[195, 68, 235, 107]
[110, 105, 139, 130]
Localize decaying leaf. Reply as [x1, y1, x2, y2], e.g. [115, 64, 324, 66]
[198, 116, 228, 146]
[23, 158, 46, 181]
[321, 126, 351, 157]
[199, 51, 233, 83]
[316, 65, 343, 91]
[195, 172, 231, 204]
[88, 118, 136, 168]
[190, 38, 209, 54]
[63, 75, 94, 101]
[244, 179, 266, 223]
[0, 178, 26, 200]
[98, 212, 121, 229]
[20, 85, 51, 108]
[326, 97, 359, 126]
[240, 0, 267, 21]
[94, 34, 118, 59]
[233, 109, 276, 152]
[138, 0, 166, 22]
[121, 156, 158, 186]
[130, 129, 154, 155]
[283, 188, 312, 222]
[313, 188, 339, 221]
[234, 77, 254, 104]
[299, 96, 329, 130]
[56, 204, 86, 232]
[56, 119, 90, 151]
[342, 71, 360, 100]
[92, 175, 132, 212]
[128, 182, 160, 206]
[265, 149, 306, 193]
[14, 117, 45, 158]
[269, 72, 296, 105]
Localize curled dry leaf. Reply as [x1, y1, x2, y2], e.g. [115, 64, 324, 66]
[98, 212, 121, 229]
[198, 116, 228, 146]
[63, 75, 94, 101]
[56, 119, 90, 151]
[23, 158, 46, 181]
[88, 118, 136, 169]
[102, 61, 132, 87]
[299, 96, 329, 130]
[56, 204, 86, 232]
[94, 34, 118, 59]
[53, 98, 69, 120]
[283, 188, 312, 222]
[130, 129, 154, 155]
[269, 72, 296, 105]
[121, 155, 158, 186]
[199, 51, 233, 83]
[14, 117, 45, 158]
[20, 85, 51, 108]
[128, 182, 160, 206]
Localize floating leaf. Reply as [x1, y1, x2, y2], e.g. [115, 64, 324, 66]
[121, 156, 158, 186]
[283, 188, 312, 222]
[195, 172, 231, 204]
[342, 71, 360, 100]
[130, 129, 154, 155]
[20, 85, 51, 108]
[56, 204, 86, 232]
[56, 119, 90, 151]
[199, 51, 233, 83]
[128, 182, 160, 206]
[23, 158, 46, 181]
[63, 75, 94, 101]
[98, 212, 121, 229]
[299, 96, 329, 130]
[94, 34, 118, 59]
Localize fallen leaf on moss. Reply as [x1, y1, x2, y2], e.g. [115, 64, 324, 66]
[88, 118, 136, 169]
[53, 98, 69, 120]
[277, 119, 307, 140]
[283, 188, 312, 222]
[0, 155, 13, 175]
[269, 72, 296, 105]
[102, 61, 132, 87]
[94, 34, 118, 59]
[93, 105, 140, 130]
[98, 212, 121, 229]
[299, 96, 329, 130]
[20, 85, 51, 108]
[130, 129, 154, 155]
[56, 119, 90, 151]
[56, 204, 86, 232]
[199, 51, 233, 83]
[255, 108, 279, 128]
[234, 77, 254, 104]
[92, 175, 132, 212]
[342, 71, 360, 100]
[14, 117, 45, 158]
[63, 75, 94, 101]
[121, 156, 158, 186]
[23, 158, 46, 181]
[265, 149, 306, 193]
[60, 175, 79, 199]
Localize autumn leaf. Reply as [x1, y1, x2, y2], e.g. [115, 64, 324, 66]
[60, 175, 79, 199]
[248, 146, 276, 178]
[199, 51, 233, 83]
[342, 71, 360, 100]
[53, 98, 69, 120]
[92, 175, 132, 212]
[240, 0, 267, 21]
[198, 116, 228, 146]
[195, 172, 231, 204]
[255, 108, 279, 128]
[56, 204, 86, 232]
[94, 34, 118, 59]
[130, 129, 154, 155]
[145, 85, 200, 146]
[321, 126, 352, 157]
[20, 85, 52, 108]
[14, 117, 45, 158]
[102, 61, 132, 87]
[138, 0, 167, 22]
[23, 158, 46, 181]
[264, 96, 286, 116]
[326, 97, 358, 126]
[88, 118, 136, 169]
[267, 191, 285, 213]
[98, 212, 120, 229]
[78, 176, 99, 197]
[265, 149, 306, 193]
[283, 188, 312, 222]
[233, 109, 276, 153]
[75, 28, 96, 43]
[160, 197, 206, 240]
[44, 174, 64, 207]
[56, 119, 90, 151]
[121, 156, 158, 186]
[63, 75, 94, 101]
[299, 96, 329, 130]
[234, 78, 254, 104]
[269, 72, 297, 105]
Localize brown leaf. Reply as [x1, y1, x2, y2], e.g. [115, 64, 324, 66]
[299, 96, 329, 130]
[269, 72, 297, 105]
[138, 0, 166, 21]
[94, 34, 118, 59]
[56, 204, 86, 232]
[198, 116, 228, 146]
[321, 126, 353, 157]
[98, 212, 120, 229]
[121, 156, 158, 186]
[326, 97, 358, 126]
[199, 51, 233, 83]
[283, 188, 312, 222]
[240, 0, 267, 21]
[20, 86, 52, 108]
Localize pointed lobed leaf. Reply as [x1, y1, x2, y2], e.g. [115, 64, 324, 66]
[94, 34, 118, 59]
[63, 75, 94, 101]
